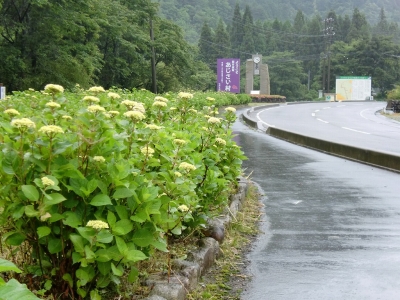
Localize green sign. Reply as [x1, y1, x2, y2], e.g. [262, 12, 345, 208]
[336, 76, 371, 79]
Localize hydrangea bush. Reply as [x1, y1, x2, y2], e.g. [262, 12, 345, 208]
[0, 85, 247, 298]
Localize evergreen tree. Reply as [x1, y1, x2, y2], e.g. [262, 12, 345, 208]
[374, 8, 389, 36]
[346, 8, 370, 42]
[198, 22, 214, 66]
[230, 3, 243, 59]
[240, 5, 255, 60]
[213, 19, 231, 62]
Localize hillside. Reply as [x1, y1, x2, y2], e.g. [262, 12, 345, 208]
[156, 0, 400, 43]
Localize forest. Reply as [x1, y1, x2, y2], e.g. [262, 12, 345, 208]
[1, 0, 400, 99]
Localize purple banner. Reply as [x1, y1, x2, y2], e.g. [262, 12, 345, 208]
[217, 58, 240, 93]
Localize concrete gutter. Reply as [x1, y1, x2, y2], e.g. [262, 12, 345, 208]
[242, 104, 400, 173]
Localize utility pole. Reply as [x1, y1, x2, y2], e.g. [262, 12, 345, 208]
[323, 17, 335, 93]
[150, 18, 157, 94]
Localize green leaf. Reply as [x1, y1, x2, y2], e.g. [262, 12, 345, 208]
[84, 245, 96, 260]
[90, 289, 102, 300]
[5, 232, 26, 246]
[21, 185, 39, 202]
[112, 219, 133, 236]
[115, 205, 128, 220]
[62, 273, 73, 288]
[96, 275, 110, 288]
[77, 227, 96, 243]
[97, 261, 111, 276]
[132, 229, 153, 247]
[48, 238, 62, 254]
[128, 267, 139, 283]
[63, 211, 82, 228]
[37, 226, 51, 239]
[0, 258, 22, 273]
[43, 193, 66, 206]
[90, 194, 112, 206]
[125, 250, 147, 262]
[151, 240, 169, 252]
[96, 230, 113, 244]
[70, 234, 85, 253]
[111, 262, 123, 277]
[115, 236, 128, 255]
[0, 279, 41, 300]
[25, 205, 40, 217]
[112, 187, 133, 199]
[107, 211, 116, 228]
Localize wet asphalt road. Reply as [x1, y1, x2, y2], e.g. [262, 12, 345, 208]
[234, 110, 400, 300]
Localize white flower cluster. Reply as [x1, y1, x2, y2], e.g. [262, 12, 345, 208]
[154, 96, 169, 102]
[173, 139, 187, 146]
[153, 101, 167, 108]
[207, 117, 221, 124]
[62, 115, 72, 120]
[107, 92, 121, 99]
[206, 97, 215, 101]
[174, 171, 182, 177]
[39, 125, 64, 135]
[86, 220, 109, 229]
[124, 110, 145, 121]
[141, 146, 155, 157]
[93, 156, 106, 163]
[178, 204, 189, 212]
[88, 86, 105, 93]
[4, 109, 20, 116]
[178, 92, 193, 100]
[11, 118, 36, 129]
[83, 96, 100, 103]
[41, 176, 55, 186]
[45, 101, 61, 108]
[179, 162, 196, 172]
[225, 107, 236, 113]
[146, 124, 162, 130]
[44, 84, 64, 94]
[215, 138, 227, 146]
[87, 105, 106, 113]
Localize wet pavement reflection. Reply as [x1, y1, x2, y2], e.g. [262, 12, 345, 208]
[234, 110, 400, 300]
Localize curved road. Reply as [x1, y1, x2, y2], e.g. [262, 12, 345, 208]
[253, 102, 400, 156]
[233, 109, 400, 300]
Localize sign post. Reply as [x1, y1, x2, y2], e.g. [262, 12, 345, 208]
[0, 84, 5, 100]
[217, 58, 240, 93]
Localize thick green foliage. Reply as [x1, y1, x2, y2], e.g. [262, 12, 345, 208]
[0, 86, 246, 298]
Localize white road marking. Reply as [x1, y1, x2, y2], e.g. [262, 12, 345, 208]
[255, 106, 282, 127]
[323, 107, 331, 109]
[293, 200, 303, 205]
[315, 110, 320, 112]
[317, 118, 329, 123]
[337, 105, 346, 107]
[342, 127, 370, 134]
[311, 113, 315, 117]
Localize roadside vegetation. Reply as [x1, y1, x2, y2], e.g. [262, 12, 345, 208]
[0, 86, 251, 299]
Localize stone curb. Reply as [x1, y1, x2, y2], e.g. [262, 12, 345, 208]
[143, 177, 249, 300]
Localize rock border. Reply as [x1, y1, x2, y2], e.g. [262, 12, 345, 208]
[143, 177, 249, 300]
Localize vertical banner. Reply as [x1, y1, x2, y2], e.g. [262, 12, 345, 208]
[217, 58, 240, 93]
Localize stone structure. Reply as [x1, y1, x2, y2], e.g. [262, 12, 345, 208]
[245, 54, 270, 95]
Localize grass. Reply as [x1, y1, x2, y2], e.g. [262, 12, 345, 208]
[186, 182, 263, 300]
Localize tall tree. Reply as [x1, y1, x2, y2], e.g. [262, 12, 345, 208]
[346, 8, 370, 42]
[198, 22, 215, 66]
[213, 19, 231, 61]
[230, 3, 243, 59]
[240, 5, 255, 59]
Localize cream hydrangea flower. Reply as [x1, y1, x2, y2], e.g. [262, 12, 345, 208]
[188, 108, 197, 113]
[83, 96, 100, 103]
[40, 212, 52, 222]
[41, 176, 55, 186]
[173, 139, 187, 146]
[39, 125, 64, 135]
[93, 156, 106, 163]
[109, 111, 120, 116]
[178, 92, 194, 100]
[208, 117, 221, 124]
[154, 96, 169, 102]
[133, 102, 145, 113]
[174, 171, 182, 177]
[146, 124, 162, 130]
[124, 110, 145, 121]
[87, 105, 106, 113]
[141, 146, 155, 157]
[107, 92, 121, 99]
[4, 109, 20, 116]
[86, 220, 109, 229]
[179, 162, 196, 172]
[88, 86, 105, 93]
[225, 107, 236, 113]
[178, 204, 189, 212]
[45, 101, 61, 108]
[62, 115, 72, 120]
[121, 100, 136, 108]
[215, 138, 227, 146]
[206, 97, 215, 101]
[152, 101, 167, 108]
[170, 107, 177, 111]
[11, 118, 36, 129]
[44, 84, 64, 94]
